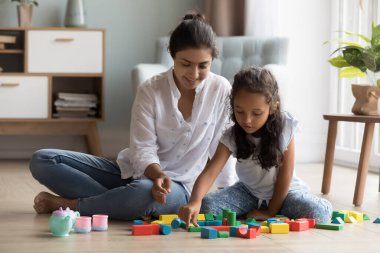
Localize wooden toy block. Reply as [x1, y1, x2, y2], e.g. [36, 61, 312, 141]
[332, 211, 347, 221]
[296, 218, 316, 228]
[246, 221, 260, 227]
[346, 216, 357, 223]
[261, 221, 268, 226]
[159, 224, 172, 235]
[223, 218, 228, 226]
[270, 223, 289, 234]
[201, 227, 218, 239]
[215, 214, 223, 220]
[237, 227, 256, 239]
[227, 211, 237, 226]
[277, 217, 290, 223]
[171, 218, 182, 229]
[229, 226, 239, 237]
[188, 226, 202, 232]
[197, 221, 206, 226]
[331, 217, 344, 224]
[132, 224, 160, 236]
[363, 213, 371, 220]
[350, 211, 363, 222]
[197, 214, 206, 221]
[151, 220, 163, 224]
[205, 213, 214, 221]
[316, 223, 343, 231]
[207, 225, 230, 232]
[373, 217, 380, 223]
[245, 217, 257, 223]
[206, 220, 223, 226]
[260, 226, 270, 233]
[159, 214, 178, 225]
[236, 220, 241, 226]
[133, 220, 145, 225]
[289, 220, 309, 231]
[217, 231, 229, 238]
[275, 214, 287, 218]
[222, 208, 232, 218]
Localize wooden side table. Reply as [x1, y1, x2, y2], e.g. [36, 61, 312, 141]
[322, 114, 380, 206]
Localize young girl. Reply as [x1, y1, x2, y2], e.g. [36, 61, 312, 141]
[179, 66, 332, 225]
[29, 12, 236, 220]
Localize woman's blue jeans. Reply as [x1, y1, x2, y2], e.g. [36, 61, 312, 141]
[29, 149, 189, 220]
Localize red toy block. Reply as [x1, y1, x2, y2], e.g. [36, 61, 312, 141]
[289, 220, 309, 231]
[296, 218, 316, 228]
[236, 227, 256, 239]
[207, 225, 230, 232]
[131, 224, 160, 236]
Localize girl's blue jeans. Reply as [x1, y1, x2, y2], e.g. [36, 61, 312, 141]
[201, 182, 333, 223]
[29, 149, 189, 220]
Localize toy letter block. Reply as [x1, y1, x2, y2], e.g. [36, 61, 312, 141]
[270, 223, 289, 234]
[289, 220, 309, 232]
[316, 223, 343, 231]
[201, 227, 218, 239]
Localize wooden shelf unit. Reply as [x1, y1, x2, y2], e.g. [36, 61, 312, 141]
[0, 27, 106, 155]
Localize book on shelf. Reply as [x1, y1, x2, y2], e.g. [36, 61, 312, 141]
[57, 92, 98, 102]
[0, 35, 16, 50]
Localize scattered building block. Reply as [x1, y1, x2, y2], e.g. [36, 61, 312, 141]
[201, 227, 218, 239]
[227, 211, 237, 226]
[245, 217, 256, 223]
[159, 224, 172, 235]
[151, 220, 163, 224]
[270, 223, 289, 234]
[171, 218, 182, 229]
[260, 226, 270, 233]
[205, 213, 214, 221]
[237, 227, 256, 239]
[207, 225, 230, 232]
[133, 220, 144, 225]
[215, 214, 223, 220]
[296, 218, 316, 228]
[206, 220, 223, 226]
[332, 211, 347, 221]
[132, 224, 160, 236]
[373, 217, 380, 223]
[222, 208, 232, 218]
[316, 223, 343, 231]
[217, 231, 229, 238]
[197, 214, 206, 221]
[188, 226, 202, 232]
[159, 214, 178, 225]
[197, 221, 206, 226]
[363, 213, 371, 221]
[350, 211, 363, 222]
[331, 217, 344, 224]
[345, 216, 357, 223]
[289, 220, 309, 231]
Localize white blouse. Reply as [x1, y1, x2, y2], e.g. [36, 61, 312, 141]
[117, 69, 236, 194]
[220, 112, 308, 206]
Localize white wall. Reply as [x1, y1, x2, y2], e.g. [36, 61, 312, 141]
[277, 0, 332, 162]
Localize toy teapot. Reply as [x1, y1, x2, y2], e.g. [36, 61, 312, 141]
[64, 207, 80, 230]
[49, 207, 79, 237]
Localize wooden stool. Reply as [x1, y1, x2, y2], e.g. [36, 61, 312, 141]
[322, 114, 380, 206]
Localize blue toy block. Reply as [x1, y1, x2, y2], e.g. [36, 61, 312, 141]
[133, 220, 144, 225]
[197, 221, 206, 226]
[373, 217, 380, 223]
[159, 224, 172, 235]
[171, 218, 182, 229]
[201, 227, 218, 239]
[229, 226, 246, 237]
[331, 217, 344, 224]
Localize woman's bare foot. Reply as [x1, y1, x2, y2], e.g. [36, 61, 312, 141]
[33, 191, 78, 214]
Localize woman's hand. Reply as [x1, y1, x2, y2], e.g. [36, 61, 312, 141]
[246, 209, 273, 221]
[151, 175, 171, 204]
[178, 201, 202, 228]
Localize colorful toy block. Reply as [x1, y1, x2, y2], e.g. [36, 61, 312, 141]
[197, 214, 206, 221]
[245, 217, 256, 223]
[151, 220, 163, 224]
[215, 214, 223, 220]
[363, 213, 371, 221]
[270, 223, 289, 234]
[217, 231, 229, 238]
[188, 226, 202, 232]
[345, 216, 357, 223]
[201, 227, 218, 239]
[158, 214, 178, 225]
[171, 218, 182, 229]
[207, 225, 230, 232]
[131, 224, 160, 236]
[316, 223, 343, 231]
[159, 224, 172, 235]
[373, 217, 380, 223]
[236, 227, 256, 239]
[349, 211, 363, 222]
[227, 211, 237, 226]
[197, 221, 206, 226]
[331, 217, 344, 224]
[289, 220, 309, 232]
[260, 226, 270, 233]
[133, 220, 145, 225]
[206, 220, 223, 226]
[205, 213, 214, 221]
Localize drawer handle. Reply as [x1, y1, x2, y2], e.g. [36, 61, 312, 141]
[0, 83, 19, 87]
[54, 38, 75, 42]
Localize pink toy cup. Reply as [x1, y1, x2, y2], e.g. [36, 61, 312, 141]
[92, 214, 108, 231]
[74, 216, 92, 233]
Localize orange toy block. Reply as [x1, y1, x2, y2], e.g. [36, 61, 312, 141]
[207, 225, 230, 232]
[236, 227, 257, 239]
[296, 218, 316, 228]
[289, 220, 309, 232]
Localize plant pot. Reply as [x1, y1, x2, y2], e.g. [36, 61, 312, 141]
[351, 84, 380, 115]
[17, 4, 33, 27]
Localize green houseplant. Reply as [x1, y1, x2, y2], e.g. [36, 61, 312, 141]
[328, 22, 380, 115]
[11, 0, 38, 27]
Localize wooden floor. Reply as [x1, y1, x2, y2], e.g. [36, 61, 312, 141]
[0, 160, 379, 253]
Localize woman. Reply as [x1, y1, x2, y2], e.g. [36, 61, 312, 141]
[30, 12, 236, 220]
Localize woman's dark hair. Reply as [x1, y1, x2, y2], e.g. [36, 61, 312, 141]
[230, 66, 283, 170]
[168, 12, 218, 59]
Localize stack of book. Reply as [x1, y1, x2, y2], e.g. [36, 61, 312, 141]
[0, 35, 16, 49]
[53, 92, 98, 118]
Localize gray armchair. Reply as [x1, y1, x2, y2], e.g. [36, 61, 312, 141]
[132, 36, 289, 107]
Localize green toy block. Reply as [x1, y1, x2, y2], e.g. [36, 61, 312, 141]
[222, 208, 232, 218]
[205, 213, 214, 221]
[215, 214, 223, 221]
[316, 223, 343, 231]
[363, 213, 371, 221]
[188, 227, 202, 232]
[217, 231, 229, 238]
[275, 214, 287, 218]
[245, 217, 256, 223]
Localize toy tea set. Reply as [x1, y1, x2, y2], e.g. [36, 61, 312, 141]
[49, 207, 108, 237]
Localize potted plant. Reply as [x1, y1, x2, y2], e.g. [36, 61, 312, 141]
[11, 0, 38, 27]
[328, 22, 380, 115]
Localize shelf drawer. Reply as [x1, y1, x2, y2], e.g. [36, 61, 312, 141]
[0, 76, 48, 118]
[27, 30, 103, 73]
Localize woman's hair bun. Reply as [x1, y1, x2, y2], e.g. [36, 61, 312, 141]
[183, 12, 205, 22]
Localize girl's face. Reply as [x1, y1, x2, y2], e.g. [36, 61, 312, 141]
[173, 48, 212, 91]
[233, 90, 271, 134]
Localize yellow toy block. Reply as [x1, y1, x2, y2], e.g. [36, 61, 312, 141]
[151, 220, 163, 224]
[270, 223, 289, 234]
[197, 214, 206, 221]
[260, 226, 270, 233]
[350, 211, 363, 222]
[345, 216, 357, 223]
[261, 221, 268, 226]
[159, 214, 178, 225]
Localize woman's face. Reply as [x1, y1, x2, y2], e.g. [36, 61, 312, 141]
[233, 90, 271, 134]
[173, 48, 212, 91]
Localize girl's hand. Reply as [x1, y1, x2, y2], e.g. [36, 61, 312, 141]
[178, 202, 201, 228]
[151, 175, 171, 204]
[246, 209, 272, 221]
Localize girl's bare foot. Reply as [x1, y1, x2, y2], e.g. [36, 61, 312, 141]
[33, 191, 78, 214]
